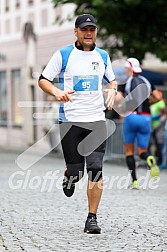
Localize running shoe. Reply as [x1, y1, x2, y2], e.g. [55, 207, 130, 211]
[150, 165, 160, 177]
[84, 216, 101, 234]
[62, 172, 75, 197]
[146, 156, 160, 177]
[129, 180, 140, 189]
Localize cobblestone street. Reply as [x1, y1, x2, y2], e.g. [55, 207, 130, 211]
[0, 147, 167, 252]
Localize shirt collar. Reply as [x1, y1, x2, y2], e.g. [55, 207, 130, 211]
[75, 41, 96, 51]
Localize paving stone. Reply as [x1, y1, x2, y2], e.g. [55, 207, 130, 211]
[0, 148, 167, 251]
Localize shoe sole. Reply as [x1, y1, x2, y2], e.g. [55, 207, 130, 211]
[84, 228, 101, 234]
[62, 184, 75, 197]
[62, 177, 75, 197]
[128, 183, 140, 190]
[130, 186, 140, 190]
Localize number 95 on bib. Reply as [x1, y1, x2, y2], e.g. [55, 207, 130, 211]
[73, 75, 99, 94]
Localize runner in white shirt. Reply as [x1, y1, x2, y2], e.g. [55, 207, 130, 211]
[38, 13, 117, 234]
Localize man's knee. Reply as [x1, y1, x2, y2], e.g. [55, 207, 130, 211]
[66, 163, 84, 183]
[86, 153, 103, 182]
[87, 168, 103, 182]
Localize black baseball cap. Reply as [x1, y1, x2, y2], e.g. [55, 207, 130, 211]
[75, 14, 97, 28]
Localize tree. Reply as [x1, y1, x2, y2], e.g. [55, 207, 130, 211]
[52, 0, 167, 62]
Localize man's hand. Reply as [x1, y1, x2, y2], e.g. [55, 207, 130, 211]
[52, 86, 75, 102]
[103, 88, 117, 110]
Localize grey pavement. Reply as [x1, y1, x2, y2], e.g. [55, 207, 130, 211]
[0, 147, 167, 252]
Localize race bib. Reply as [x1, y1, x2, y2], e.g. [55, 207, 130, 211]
[73, 75, 99, 94]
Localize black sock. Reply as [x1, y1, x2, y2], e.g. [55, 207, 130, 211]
[140, 152, 150, 160]
[126, 155, 137, 181]
[88, 212, 96, 219]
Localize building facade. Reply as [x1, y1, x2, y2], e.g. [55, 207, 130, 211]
[1, 0, 167, 150]
[0, 0, 75, 148]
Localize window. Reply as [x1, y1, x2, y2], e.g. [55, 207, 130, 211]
[28, 13, 34, 24]
[5, 19, 10, 34]
[5, 0, 9, 12]
[0, 71, 7, 126]
[16, 0, 20, 9]
[41, 9, 48, 27]
[28, 0, 34, 5]
[11, 69, 23, 126]
[15, 16, 21, 32]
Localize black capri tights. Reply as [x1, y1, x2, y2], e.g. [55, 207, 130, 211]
[59, 121, 107, 182]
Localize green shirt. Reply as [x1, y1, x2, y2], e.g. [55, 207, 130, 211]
[150, 100, 166, 128]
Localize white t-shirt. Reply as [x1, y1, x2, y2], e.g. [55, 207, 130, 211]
[42, 44, 115, 122]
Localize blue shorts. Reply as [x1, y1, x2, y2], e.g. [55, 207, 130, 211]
[123, 113, 151, 148]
